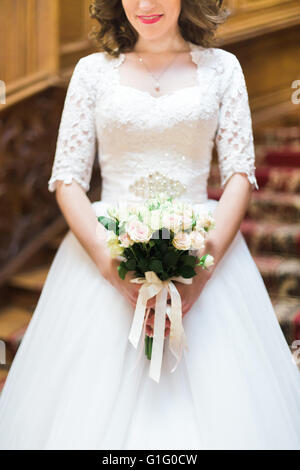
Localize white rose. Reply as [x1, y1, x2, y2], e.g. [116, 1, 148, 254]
[181, 213, 193, 230]
[190, 230, 205, 250]
[136, 206, 151, 223]
[148, 209, 163, 231]
[161, 211, 182, 233]
[204, 254, 214, 268]
[195, 211, 215, 232]
[125, 219, 152, 243]
[172, 201, 184, 214]
[158, 192, 170, 203]
[107, 205, 119, 219]
[117, 202, 133, 222]
[172, 231, 191, 251]
[127, 203, 144, 216]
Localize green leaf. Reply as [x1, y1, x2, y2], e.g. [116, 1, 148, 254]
[118, 221, 126, 235]
[148, 259, 164, 273]
[125, 258, 136, 270]
[117, 264, 128, 280]
[180, 254, 197, 268]
[97, 216, 119, 235]
[160, 271, 170, 281]
[163, 251, 179, 266]
[138, 258, 148, 273]
[179, 265, 196, 278]
[158, 241, 168, 254]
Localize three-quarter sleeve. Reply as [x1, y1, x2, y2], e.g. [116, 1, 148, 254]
[48, 57, 97, 193]
[214, 54, 259, 191]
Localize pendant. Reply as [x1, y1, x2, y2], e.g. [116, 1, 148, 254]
[155, 82, 160, 92]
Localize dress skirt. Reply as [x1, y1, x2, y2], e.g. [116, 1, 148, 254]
[0, 198, 300, 450]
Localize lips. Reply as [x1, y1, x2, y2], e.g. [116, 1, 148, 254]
[137, 14, 163, 24]
[139, 15, 162, 19]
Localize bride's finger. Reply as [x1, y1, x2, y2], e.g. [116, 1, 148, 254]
[146, 325, 153, 337]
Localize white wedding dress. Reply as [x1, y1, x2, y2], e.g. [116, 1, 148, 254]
[1, 41, 300, 450]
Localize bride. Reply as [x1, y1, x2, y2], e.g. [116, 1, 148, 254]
[1, 0, 300, 450]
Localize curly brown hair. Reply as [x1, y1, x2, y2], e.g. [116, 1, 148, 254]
[88, 0, 229, 58]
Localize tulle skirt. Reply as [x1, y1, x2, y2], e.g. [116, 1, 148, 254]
[0, 198, 300, 450]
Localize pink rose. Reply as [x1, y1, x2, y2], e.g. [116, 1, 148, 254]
[126, 219, 152, 243]
[119, 232, 134, 248]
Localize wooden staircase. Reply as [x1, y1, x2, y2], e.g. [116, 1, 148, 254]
[0, 235, 66, 392]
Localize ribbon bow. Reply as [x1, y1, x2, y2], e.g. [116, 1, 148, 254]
[128, 271, 192, 383]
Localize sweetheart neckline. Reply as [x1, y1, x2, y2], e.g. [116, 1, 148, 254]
[114, 41, 201, 101]
[116, 84, 200, 101]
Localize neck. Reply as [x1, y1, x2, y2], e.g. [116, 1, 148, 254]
[133, 30, 189, 54]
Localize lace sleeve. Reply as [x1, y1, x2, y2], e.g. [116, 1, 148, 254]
[48, 57, 97, 193]
[214, 54, 259, 191]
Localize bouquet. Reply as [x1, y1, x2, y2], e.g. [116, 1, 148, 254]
[98, 192, 215, 382]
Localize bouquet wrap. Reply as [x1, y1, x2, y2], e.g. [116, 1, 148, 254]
[129, 271, 191, 383]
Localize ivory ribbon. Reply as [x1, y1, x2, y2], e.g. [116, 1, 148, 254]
[128, 271, 192, 383]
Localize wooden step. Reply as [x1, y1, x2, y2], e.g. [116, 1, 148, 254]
[208, 164, 300, 194]
[254, 254, 300, 298]
[0, 367, 9, 393]
[241, 218, 300, 257]
[247, 191, 300, 223]
[208, 188, 300, 224]
[9, 265, 50, 292]
[263, 150, 300, 168]
[0, 306, 32, 355]
[272, 295, 300, 345]
[46, 233, 67, 251]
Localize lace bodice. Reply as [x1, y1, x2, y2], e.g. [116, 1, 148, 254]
[48, 41, 259, 204]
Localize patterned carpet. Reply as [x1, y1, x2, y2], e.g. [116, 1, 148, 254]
[208, 125, 300, 347]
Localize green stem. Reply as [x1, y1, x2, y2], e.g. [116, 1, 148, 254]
[149, 337, 153, 359]
[145, 335, 149, 359]
[129, 245, 139, 264]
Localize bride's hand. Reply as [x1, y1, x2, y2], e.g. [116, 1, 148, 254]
[174, 267, 212, 318]
[145, 308, 171, 338]
[102, 257, 163, 310]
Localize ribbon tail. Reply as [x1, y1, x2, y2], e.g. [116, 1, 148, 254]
[128, 283, 156, 349]
[149, 287, 168, 384]
[128, 307, 151, 376]
[167, 281, 186, 374]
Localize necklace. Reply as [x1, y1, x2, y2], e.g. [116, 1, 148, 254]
[135, 50, 181, 93]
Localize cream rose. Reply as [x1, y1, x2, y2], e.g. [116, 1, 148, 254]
[181, 213, 193, 230]
[172, 231, 191, 250]
[195, 211, 215, 232]
[190, 230, 205, 250]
